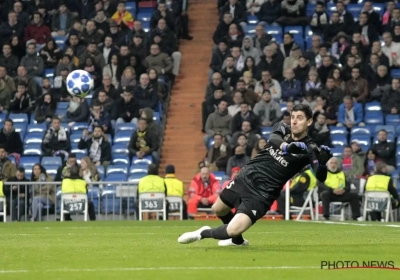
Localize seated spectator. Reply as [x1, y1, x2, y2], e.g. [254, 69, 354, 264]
[242, 57, 257, 77]
[93, 7, 109, 31]
[144, 43, 175, 78]
[140, 108, 159, 138]
[237, 134, 252, 156]
[219, 0, 247, 28]
[55, 54, 76, 77]
[254, 70, 282, 100]
[213, 13, 235, 45]
[87, 101, 111, 134]
[81, 57, 102, 88]
[242, 71, 257, 89]
[188, 167, 220, 216]
[242, 36, 261, 64]
[304, 35, 320, 67]
[226, 146, 250, 176]
[79, 20, 104, 46]
[361, 1, 381, 27]
[128, 118, 160, 165]
[204, 99, 232, 146]
[55, 153, 78, 182]
[236, 80, 260, 108]
[205, 72, 231, 100]
[381, 32, 400, 68]
[150, 1, 176, 31]
[9, 82, 33, 114]
[119, 66, 137, 90]
[351, 140, 366, 162]
[320, 77, 345, 112]
[4, 167, 29, 221]
[114, 87, 140, 127]
[231, 120, 259, 148]
[23, 12, 51, 48]
[382, 6, 399, 33]
[61, 96, 90, 125]
[53, 68, 71, 102]
[231, 102, 259, 135]
[251, 137, 267, 159]
[102, 54, 120, 89]
[0, 12, 24, 49]
[258, 0, 280, 26]
[253, 90, 281, 127]
[79, 156, 100, 184]
[0, 46, 19, 78]
[20, 43, 44, 79]
[30, 164, 55, 222]
[79, 41, 106, 70]
[204, 133, 232, 172]
[308, 113, 332, 147]
[304, 70, 322, 98]
[369, 65, 391, 102]
[302, 92, 317, 111]
[381, 78, 400, 115]
[0, 145, 17, 181]
[228, 91, 244, 117]
[39, 39, 62, 69]
[210, 40, 229, 75]
[310, 1, 328, 35]
[41, 117, 71, 157]
[51, 2, 75, 37]
[0, 119, 23, 156]
[221, 55, 241, 88]
[10, 35, 26, 61]
[130, 34, 148, 63]
[133, 74, 158, 111]
[337, 96, 364, 129]
[279, 33, 300, 58]
[318, 157, 361, 221]
[277, 0, 309, 26]
[338, 146, 364, 179]
[330, 68, 345, 91]
[94, 90, 115, 117]
[363, 148, 381, 177]
[34, 93, 56, 124]
[330, 32, 349, 61]
[345, 67, 369, 103]
[280, 69, 302, 102]
[365, 162, 399, 221]
[79, 126, 112, 167]
[111, 0, 134, 30]
[317, 56, 336, 85]
[246, 0, 265, 15]
[222, 46, 245, 73]
[371, 130, 396, 173]
[283, 47, 301, 74]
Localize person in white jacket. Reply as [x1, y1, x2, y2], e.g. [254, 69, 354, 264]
[246, 0, 266, 15]
[254, 70, 282, 101]
[382, 32, 400, 67]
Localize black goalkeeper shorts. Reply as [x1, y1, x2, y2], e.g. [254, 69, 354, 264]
[219, 179, 274, 224]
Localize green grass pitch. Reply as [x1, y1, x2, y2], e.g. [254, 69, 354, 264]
[2, 220, 400, 280]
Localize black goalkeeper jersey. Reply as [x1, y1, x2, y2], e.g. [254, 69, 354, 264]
[235, 122, 327, 200]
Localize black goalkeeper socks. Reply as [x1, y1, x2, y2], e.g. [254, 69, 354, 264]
[200, 224, 230, 240]
[218, 211, 235, 224]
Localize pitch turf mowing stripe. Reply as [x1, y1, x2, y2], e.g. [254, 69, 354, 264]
[297, 220, 400, 227]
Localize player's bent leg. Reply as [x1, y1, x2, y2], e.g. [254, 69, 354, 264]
[226, 213, 253, 237]
[211, 197, 232, 217]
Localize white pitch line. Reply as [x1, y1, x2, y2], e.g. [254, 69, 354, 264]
[0, 266, 320, 274]
[296, 220, 400, 228]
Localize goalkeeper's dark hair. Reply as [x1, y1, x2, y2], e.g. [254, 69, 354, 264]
[291, 104, 313, 120]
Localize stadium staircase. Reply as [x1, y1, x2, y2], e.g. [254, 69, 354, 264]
[159, 0, 217, 189]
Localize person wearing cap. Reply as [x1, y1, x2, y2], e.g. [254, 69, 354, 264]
[164, 165, 188, 219]
[351, 140, 366, 162]
[111, 1, 134, 30]
[51, 1, 75, 37]
[365, 162, 399, 221]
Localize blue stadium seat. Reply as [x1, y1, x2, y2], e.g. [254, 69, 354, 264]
[129, 162, 149, 174]
[115, 123, 136, 133]
[331, 134, 348, 147]
[153, 112, 161, 125]
[125, 1, 137, 15]
[112, 143, 129, 155]
[75, 153, 85, 164]
[101, 185, 134, 215]
[329, 126, 348, 135]
[114, 131, 132, 144]
[44, 68, 54, 78]
[385, 115, 400, 126]
[364, 112, 384, 125]
[70, 122, 88, 133]
[350, 135, 371, 147]
[327, 3, 336, 13]
[23, 144, 42, 156]
[43, 165, 58, 180]
[374, 134, 395, 143]
[365, 102, 382, 113]
[136, 12, 152, 22]
[70, 133, 82, 144]
[41, 156, 62, 166]
[57, 102, 69, 110]
[24, 132, 44, 144]
[207, 137, 214, 149]
[391, 69, 400, 78]
[243, 25, 256, 36]
[88, 187, 100, 213]
[96, 165, 105, 178]
[24, 169, 32, 180]
[373, 3, 385, 17]
[8, 155, 16, 165]
[284, 26, 303, 37]
[104, 174, 128, 182]
[142, 21, 150, 32]
[306, 4, 316, 16]
[19, 156, 40, 169]
[128, 172, 147, 184]
[212, 171, 226, 181]
[131, 155, 153, 164]
[280, 103, 287, 112]
[55, 108, 67, 116]
[351, 126, 371, 136]
[304, 26, 313, 39]
[27, 123, 47, 133]
[138, 7, 155, 13]
[374, 125, 395, 134]
[260, 127, 273, 139]
[14, 123, 27, 135]
[112, 154, 130, 165]
[9, 113, 28, 123]
[0, 113, 6, 123]
[247, 15, 258, 25]
[106, 165, 129, 176]
[265, 26, 282, 37]
[346, 4, 362, 20]
[396, 146, 400, 158]
[331, 147, 343, 157]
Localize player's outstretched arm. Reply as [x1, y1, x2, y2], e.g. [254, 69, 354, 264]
[309, 146, 332, 182]
[269, 122, 291, 149]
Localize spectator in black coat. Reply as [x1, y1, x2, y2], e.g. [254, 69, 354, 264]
[150, 1, 176, 31]
[133, 74, 158, 110]
[335, 1, 354, 35]
[219, 0, 247, 27]
[210, 40, 229, 74]
[231, 102, 259, 135]
[4, 167, 29, 221]
[309, 113, 332, 147]
[0, 44, 19, 77]
[352, 12, 379, 47]
[0, 119, 23, 155]
[258, 0, 280, 25]
[256, 45, 284, 81]
[0, 11, 24, 47]
[9, 82, 33, 114]
[78, 126, 112, 166]
[55, 153, 78, 182]
[87, 101, 112, 135]
[372, 130, 396, 173]
[34, 93, 56, 124]
[128, 118, 160, 165]
[113, 87, 140, 126]
[41, 117, 71, 157]
[213, 12, 237, 44]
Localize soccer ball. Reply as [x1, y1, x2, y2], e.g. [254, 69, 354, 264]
[66, 70, 94, 98]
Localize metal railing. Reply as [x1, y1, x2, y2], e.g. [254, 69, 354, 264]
[1, 181, 139, 222]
